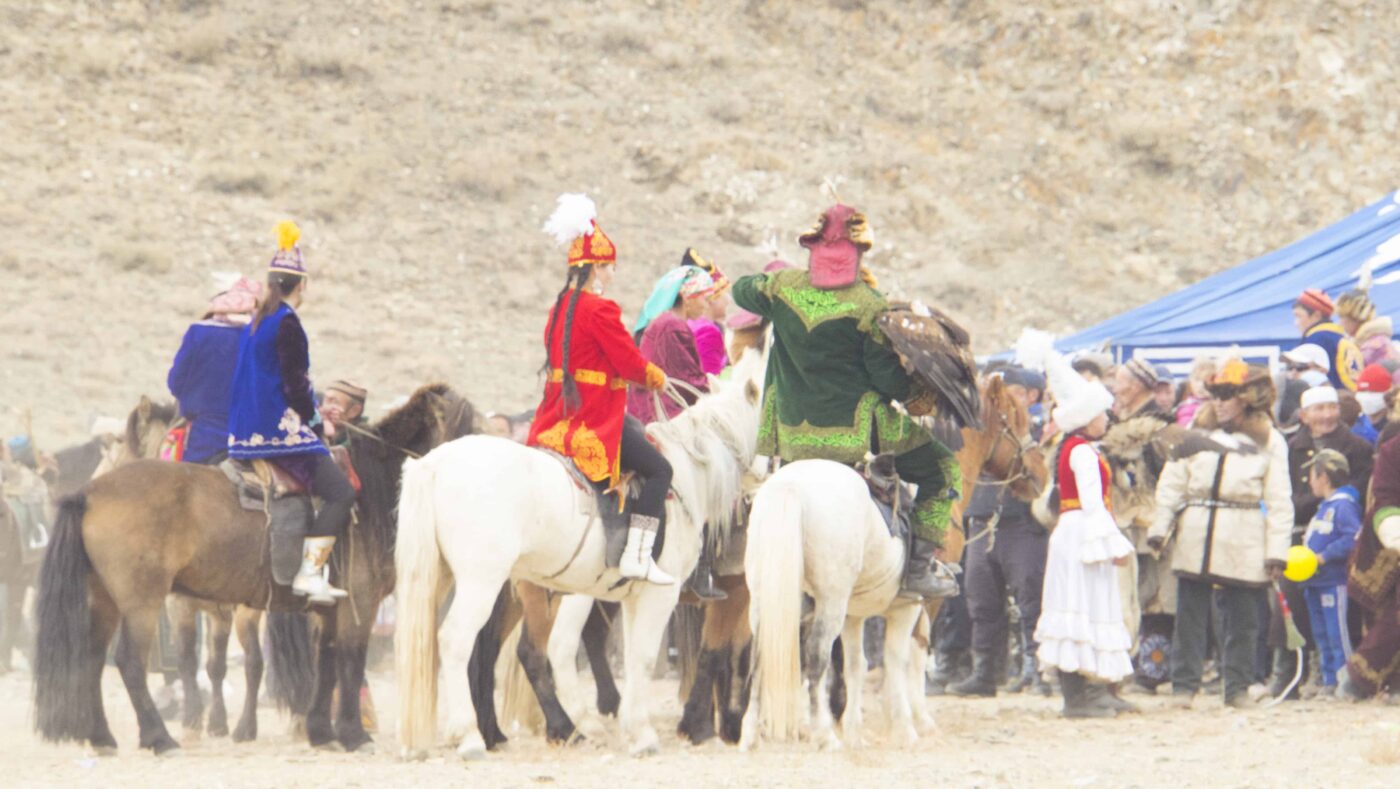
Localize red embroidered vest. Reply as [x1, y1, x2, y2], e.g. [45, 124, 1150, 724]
[1057, 434, 1112, 513]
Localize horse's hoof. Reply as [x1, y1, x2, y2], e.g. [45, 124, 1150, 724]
[314, 741, 345, 753]
[207, 725, 229, 738]
[153, 740, 183, 757]
[456, 734, 488, 761]
[628, 730, 660, 758]
[351, 741, 377, 756]
[399, 747, 428, 762]
[92, 745, 118, 758]
[231, 725, 255, 744]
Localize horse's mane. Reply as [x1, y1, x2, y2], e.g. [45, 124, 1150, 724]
[126, 399, 178, 453]
[350, 383, 475, 549]
[647, 349, 764, 549]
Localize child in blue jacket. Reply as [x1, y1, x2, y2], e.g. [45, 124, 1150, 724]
[1301, 449, 1362, 694]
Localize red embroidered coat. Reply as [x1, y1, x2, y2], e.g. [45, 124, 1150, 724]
[1057, 435, 1112, 514]
[527, 291, 651, 484]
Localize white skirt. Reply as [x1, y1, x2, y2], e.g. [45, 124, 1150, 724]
[1034, 507, 1135, 682]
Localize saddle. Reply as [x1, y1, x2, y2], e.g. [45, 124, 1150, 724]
[860, 453, 915, 540]
[537, 448, 663, 569]
[1, 463, 52, 567]
[218, 447, 361, 587]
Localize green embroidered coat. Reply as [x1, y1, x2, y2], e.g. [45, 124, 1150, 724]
[732, 268, 931, 464]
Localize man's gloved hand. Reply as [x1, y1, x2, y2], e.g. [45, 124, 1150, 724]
[1147, 535, 1165, 552]
[1266, 559, 1287, 582]
[645, 363, 668, 391]
[859, 265, 878, 289]
[905, 385, 937, 417]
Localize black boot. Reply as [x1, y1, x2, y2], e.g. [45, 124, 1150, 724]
[683, 531, 727, 602]
[925, 647, 968, 696]
[949, 651, 997, 697]
[1103, 683, 1140, 714]
[1059, 671, 1115, 719]
[1268, 649, 1301, 701]
[899, 538, 959, 600]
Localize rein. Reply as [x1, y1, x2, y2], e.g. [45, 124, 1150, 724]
[336, 420, 422, 459]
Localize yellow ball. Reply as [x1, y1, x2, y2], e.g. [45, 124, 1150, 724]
[1284, 545, 1319, 583]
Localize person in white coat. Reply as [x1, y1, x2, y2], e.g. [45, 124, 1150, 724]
[1148, 359, 1292, 709]
[1019, 332, 1136, 718]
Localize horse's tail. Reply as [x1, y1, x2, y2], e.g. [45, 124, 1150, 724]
[265, 611, 315, 715]
[394, 454, 445, 756]
[33, 494, 97, 742]
[745, 482, 804, 741]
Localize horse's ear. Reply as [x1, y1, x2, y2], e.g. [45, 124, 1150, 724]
[745, 379, 760, 406]
[985, 374, 1006, 401]
[138, 395, 152, 422]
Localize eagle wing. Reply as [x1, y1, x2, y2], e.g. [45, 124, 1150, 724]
[878, 301, 981, 429]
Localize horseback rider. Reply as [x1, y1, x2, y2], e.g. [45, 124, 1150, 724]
[227, 221, 355, 605]
[681, 249, 732, 376]
[628, 265, 714, 424]
[731, 203, 961, 600]
[167, 276, 264, 465]
[320, 380, 369, 448]
[526, 194, 674, 585]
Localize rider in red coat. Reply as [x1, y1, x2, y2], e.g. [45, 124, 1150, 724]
[527, 194, 673, 584]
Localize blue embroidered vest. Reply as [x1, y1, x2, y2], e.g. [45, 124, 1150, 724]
[227, 304, 327, 459]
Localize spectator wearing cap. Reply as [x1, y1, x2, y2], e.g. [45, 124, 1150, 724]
[1151, 364, 1178, 414]
[1299, 448, 1361, 696]
[320, 379, 368, 447]
[1336, 274, 1400, 369]
[1282, 343, 1332, 388]
[1292, 288, 1365, 391]
[1112, 358, 1170, 422]
[1002, 366, 1048, 441]
[1275, 384, 1374, 697]
[1352, 364, 1392, 445]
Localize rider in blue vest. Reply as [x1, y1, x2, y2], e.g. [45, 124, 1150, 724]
[228, 222, 353, 605]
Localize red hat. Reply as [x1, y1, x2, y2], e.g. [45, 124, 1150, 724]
[544, 194, 617, 268]
[799, 204, 872, 290]
[1356, 363, 1393, 393]
[1295, 288, 1334, 316]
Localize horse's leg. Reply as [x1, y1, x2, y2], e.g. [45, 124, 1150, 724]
[232, 608, 263, 742]
[87, 585, 121, 753]
[304, 612, 339, 749]
[619, 588, 680, 757]
[516, 583, 577, 744]
[441, 572, 513, 761]
[882, 605, 920, 747]
[828, 637, 847, 722]
[545, 593, 594, 726]
[803, 601, 844, 750]
[113, 601, 181, 754]
[169, 597, 204, 736]
[205, 607, 233, 737]
[468, 583, 514, 751]
[678, 602, 720, 745]
[908, 608, 936, 734]
[582, 601, 621, 717]
[718, 576, 752, 744]
[838, 617, 866, 749]
[333, 608, 376, 752]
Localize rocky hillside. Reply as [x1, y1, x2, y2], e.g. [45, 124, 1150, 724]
[1, 0, 1393, 445]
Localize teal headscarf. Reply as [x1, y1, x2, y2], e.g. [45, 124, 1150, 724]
[633, 265, 713, 336]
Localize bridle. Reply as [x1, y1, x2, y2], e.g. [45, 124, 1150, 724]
[973, 404, 1040, 491]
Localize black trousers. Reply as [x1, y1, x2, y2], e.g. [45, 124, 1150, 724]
[964, 520, 1047, 657]
[308, 453, 356, 538]
[932, 564, 972, 653]
[1171, 577, 1264, 701]
[618, 416, 673, 522]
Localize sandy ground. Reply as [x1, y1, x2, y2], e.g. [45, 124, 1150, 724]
[3, 660, 1399, 788]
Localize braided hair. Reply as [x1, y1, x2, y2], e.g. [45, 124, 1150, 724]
[540, 263, 595, 415]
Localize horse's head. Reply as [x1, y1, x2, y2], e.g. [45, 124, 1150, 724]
[125, 396, 178, 460]
[979, 375, 1048, 502]
[373, 384, 476, 459]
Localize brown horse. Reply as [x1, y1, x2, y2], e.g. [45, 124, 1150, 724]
[33, 384, 473, 754]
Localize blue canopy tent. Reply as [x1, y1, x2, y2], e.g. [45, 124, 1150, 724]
[1053, 190, 1400, 374]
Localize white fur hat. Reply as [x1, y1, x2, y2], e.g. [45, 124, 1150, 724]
[1015, 329, 1114, 433]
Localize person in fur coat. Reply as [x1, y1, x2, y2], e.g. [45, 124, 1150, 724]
[1148, 359, 1293, 708]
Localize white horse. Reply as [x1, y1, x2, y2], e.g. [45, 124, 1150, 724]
[740, 459, 925, 751]
[394, 351, 764, 759]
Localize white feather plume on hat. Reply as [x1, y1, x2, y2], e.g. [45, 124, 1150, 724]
[1015, 328, 1113, 433]
[543, 193, 597, 246]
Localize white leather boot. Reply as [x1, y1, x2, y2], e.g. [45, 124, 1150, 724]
[291, 536, 349, 604]
[618, 515, 674, 585]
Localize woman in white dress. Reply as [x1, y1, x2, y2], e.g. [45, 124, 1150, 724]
[1019, 331, 1135, 718]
